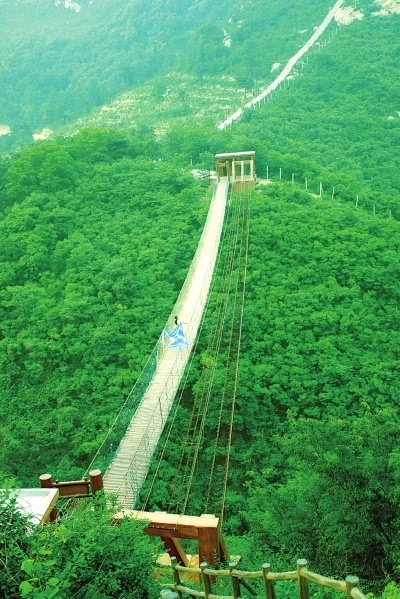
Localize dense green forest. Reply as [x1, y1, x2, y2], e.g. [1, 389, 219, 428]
[1, 0, 400, 596]
[142, 183, 400, 587]
[0, 128, 210, 483]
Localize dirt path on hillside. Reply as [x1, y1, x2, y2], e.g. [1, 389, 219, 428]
[217, 0, 345, 130]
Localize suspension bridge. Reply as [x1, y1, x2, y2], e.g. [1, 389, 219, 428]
[85, 152, 255, 514]
[85, 0, 348, 510]
[102, 176, 228, 506]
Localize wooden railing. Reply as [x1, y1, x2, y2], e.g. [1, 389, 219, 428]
[160, 557, 367, 599]
[39, 470, 104, 521]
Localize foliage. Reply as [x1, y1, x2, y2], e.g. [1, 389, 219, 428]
[1, 0, 400, 593]
[143, 183, 400, 589]
[380, 583, 400, 599]
[0, 128, 209, 484]
[244, 407, 400, 587]
[0, 490, 160, 598]
[0, 488, 34, 598]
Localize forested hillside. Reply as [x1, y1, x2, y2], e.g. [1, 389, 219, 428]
[219, 11, 400, 200]
[1, 0, 400, 595]
[1, 0, 335, 153]
[0, 128, 210, 483]
[142, 183, 400, 586]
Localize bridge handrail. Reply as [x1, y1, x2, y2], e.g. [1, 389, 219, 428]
[160, 558, 366, 599]
[115, 183, 229, 502]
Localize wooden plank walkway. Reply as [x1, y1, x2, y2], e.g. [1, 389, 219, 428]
[104, 178, 229, 507]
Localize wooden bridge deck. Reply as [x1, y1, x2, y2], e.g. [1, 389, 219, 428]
[103, 178, 229, 507]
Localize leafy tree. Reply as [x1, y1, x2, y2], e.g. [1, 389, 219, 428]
[0, 490, 161, 599]
[0, 488, 33, 598]
[244, 408, 400, 588]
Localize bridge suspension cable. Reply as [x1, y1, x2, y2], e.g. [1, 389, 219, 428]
[204, 185, 250, 524]
[141, 183, 251, 523]
[176, 189, 244, 515]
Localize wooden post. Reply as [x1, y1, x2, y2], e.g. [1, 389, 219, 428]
[89, 469, 103, 494]
[39, 474, 57, 522]
[297, 559, 309, 599]
[217, 527, 230, 564]
[229, 562, 241, 599]
[161, 537, 189, 566]
[170, 557, 183, 599]
[345, 576, 360, 599]
[279, 168, 282, 180]
[305, 177, 308, 190]
[319, 182, 323, 197]
[198, 519, 218, 566]
[292, 173, 294, 185]
[39, 473, 53, 488]
[200, 562, 212, 599]
[262, 564, 276, 599]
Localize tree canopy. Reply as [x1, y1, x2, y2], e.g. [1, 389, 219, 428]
[0, 128, 209, 485]
[0, 489, 160, 599]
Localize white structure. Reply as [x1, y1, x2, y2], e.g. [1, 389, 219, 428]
[2, 488, 59, 525]
[217, 0, 345, 130]
[215, 151, 255, 184]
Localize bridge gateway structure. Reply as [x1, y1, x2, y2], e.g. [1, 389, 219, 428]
[101, 154, 255, 508]
[215, 151, 255, 184]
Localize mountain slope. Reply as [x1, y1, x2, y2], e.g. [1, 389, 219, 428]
[0, 0, 336, 152]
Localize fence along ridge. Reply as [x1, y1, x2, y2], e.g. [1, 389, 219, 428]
[261, 166, 395, 219]
[160, 557, 366, 599]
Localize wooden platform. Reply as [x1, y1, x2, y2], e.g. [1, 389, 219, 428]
[114, 510, 230, 567]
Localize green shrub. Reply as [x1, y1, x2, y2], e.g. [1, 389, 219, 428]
[0, 490, 161, 599]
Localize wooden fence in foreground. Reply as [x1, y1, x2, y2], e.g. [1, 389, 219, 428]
[161, 557, 366, 599]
